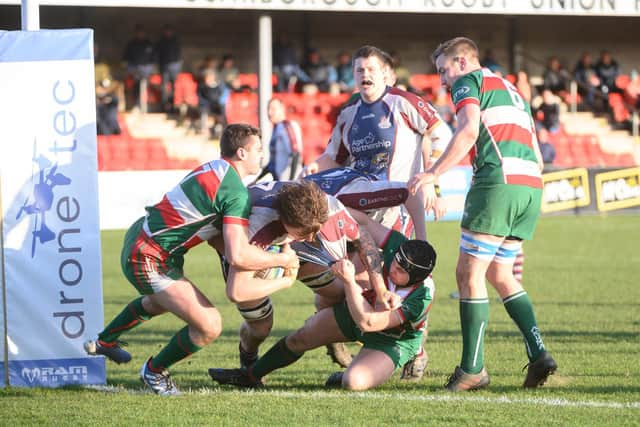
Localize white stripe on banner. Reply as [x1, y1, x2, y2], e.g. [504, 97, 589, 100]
[0, 29, 105, 387]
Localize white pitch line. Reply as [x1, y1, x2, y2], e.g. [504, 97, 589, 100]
[88, 385, 640, 409]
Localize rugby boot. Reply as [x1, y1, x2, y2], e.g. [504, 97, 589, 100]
[84, 339, 132, 364]
[324, 371, 344, 388]
[326, 342, 352, 368]
[208, 368, 264, 389]
[444, 366, 490, 392]
[523, 351, 557, 388]
[400, 348, 429, 381]
[140, 357, 181, 396]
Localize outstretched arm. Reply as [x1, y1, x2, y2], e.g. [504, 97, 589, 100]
[298, 153, 340, 178]
[409, 103, 480, 194]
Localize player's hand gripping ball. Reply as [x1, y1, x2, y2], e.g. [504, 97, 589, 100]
[254, 245, 285, 279]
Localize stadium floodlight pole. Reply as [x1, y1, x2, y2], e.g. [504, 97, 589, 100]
[258, 14, 273, 150]
[21, 0, 40, 31]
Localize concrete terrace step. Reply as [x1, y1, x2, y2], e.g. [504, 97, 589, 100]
[123, 112, 219, 163]
[561, 113, 610, 135]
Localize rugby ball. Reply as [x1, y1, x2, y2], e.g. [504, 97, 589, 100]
[254, 245, 285, 280]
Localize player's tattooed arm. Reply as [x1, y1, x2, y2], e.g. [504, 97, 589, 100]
[354, 230, 400, 311]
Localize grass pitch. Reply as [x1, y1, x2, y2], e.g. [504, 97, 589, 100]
[1, 215, 639, 426]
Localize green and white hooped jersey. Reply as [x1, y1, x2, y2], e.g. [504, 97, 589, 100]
[451, 68, 542, 189]
[141, 159, 251, 257]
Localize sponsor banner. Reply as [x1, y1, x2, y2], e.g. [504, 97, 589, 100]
[0, 30, 105, 387]
[427, 165, 472, 222]
[541, 168, 590, 213]
[594, 167, 640, 212]
[0, 0, 638, 16]
[10, 357, 105, 388]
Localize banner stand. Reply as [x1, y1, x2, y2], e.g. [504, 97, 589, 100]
[0, 175, 8, 387]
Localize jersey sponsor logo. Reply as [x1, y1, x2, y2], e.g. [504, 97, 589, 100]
[361, 113, 375, 119]
[378, 116, 391, 129]
[351, 132, 391, 154]
[372, 152, 390, 168]
[452, 86, 471, 101]
[357, 192, 405, 208]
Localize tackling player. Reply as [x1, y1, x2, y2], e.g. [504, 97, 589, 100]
[221, 180, 398, 369]
[208, 212, 436, 391]
[84, 124, 298, 396]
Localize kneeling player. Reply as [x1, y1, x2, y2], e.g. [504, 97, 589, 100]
[208, 217, 436, 390]
[215, 180, 392, 369]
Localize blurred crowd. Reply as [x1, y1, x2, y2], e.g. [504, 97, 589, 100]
[95, 25, 639, 149]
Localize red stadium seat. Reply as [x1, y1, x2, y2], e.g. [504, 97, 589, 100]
[409, 74, 441, 95]
[174, 72, 199, 107]
[609, 93, 630, 123]
[236, 73, 279, 90]
[615, 74, 630, 91]
[226, 93, 259, 125]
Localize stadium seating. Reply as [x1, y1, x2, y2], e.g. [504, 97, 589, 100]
[408, 74, 441, 98]
[608, 93, 631, 123]
[173, 72, 199, 108]
[224, 92, 350, 163]
[226, 92, 259, 126]
[236, 73, 279, 91]
[547, 125, 637, 168]
[97, 114, 202, 171]
[615, 74, 630, 91]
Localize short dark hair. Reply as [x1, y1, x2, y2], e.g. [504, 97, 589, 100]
[220, 124, 261, 158]
[273, 181, 328, 236]
[431, 37, 479, 65]
[352, 45, 393, 69]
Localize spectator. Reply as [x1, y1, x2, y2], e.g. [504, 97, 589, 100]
[515, 70, 533, 104]
[156, 24, 182, 113]
[536, 129, 557, 165]
[624, 69, 640, 108]
[536, 89, 561, 134]
[95, 45, 121, 135]
[480, 49, 506, 76]
[573, 52, 601, 111]
[302, 47, 337, 93]
[123, 24, 155, 111]
[543, 56, 569, 95]
[335, 51, 355, 93]
[256, 98, 304, 181]
[218, 53, 243, 92]
[595, 50, 621, 94]
[534, 89, 561, 165]
[273, 34, 305, 92]
[197, 69, 229, 139]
